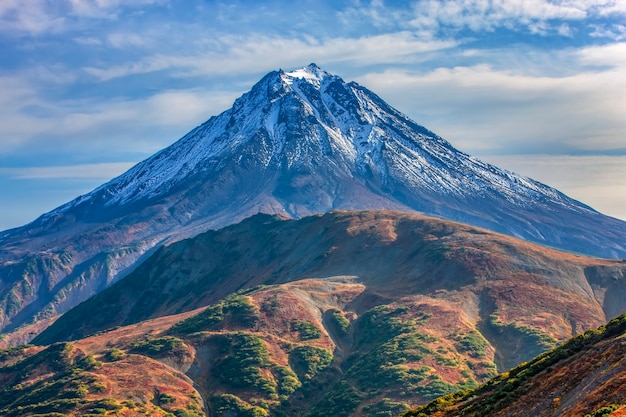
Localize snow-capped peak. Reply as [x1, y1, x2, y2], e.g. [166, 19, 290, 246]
[282, 63, 328, 86]
[22, 63, 626, 261]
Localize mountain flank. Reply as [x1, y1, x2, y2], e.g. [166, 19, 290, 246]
[2, 64, 626, 345]
[35, 210, 626, 350]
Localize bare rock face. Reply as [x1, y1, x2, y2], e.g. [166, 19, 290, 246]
[2, 64, 626, 342]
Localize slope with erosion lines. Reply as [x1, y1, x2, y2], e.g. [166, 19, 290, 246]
[5, 272, 625, 416]
[35, 210, 626, 375]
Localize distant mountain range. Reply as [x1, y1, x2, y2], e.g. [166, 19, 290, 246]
[2, 63, 626, 344]
[1, 210, 623, 417]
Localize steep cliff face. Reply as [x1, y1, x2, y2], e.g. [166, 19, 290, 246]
[2, 64, 626, 342]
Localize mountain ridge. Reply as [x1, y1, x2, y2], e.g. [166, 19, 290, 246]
[34, 210, 626, 350]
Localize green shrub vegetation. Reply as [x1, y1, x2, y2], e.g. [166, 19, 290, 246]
[211, 333, 277, 395]
[129, 335, 187, 359]
[289, 345, 333, 381]
[104, 347, 125, 361]
[356, 305, 431, 347]
[274, 365, 302, 395]
[170, 294, 259, 335]
[0, 341, 205, 417]
[291, 319, 322, 340]
[328, 309, 351, 335]
[305, 381, 363, 417]
[261, 294, 281, 317]
[0, 343, 108, 416]
[454, 329, 489, 357]
[488, 314, 558, 352]
[362, 398, 411, 417]
[584, 404, 624, 417]
[213, 394, 268, 417]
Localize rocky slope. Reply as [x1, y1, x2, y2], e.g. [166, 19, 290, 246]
[2, 64, 626, 344]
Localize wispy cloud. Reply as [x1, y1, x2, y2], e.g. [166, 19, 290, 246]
[0, 83, 240, 156]
[357, 45, 626, 155]
[0, 0, 165, 35]
[589, 22, 626, 40]
[0, 162, 135, 179]
[83, 31, 458, 81]
[342, 0, 626, 34]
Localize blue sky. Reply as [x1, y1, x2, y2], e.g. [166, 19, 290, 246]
[1, 0, 625, 230]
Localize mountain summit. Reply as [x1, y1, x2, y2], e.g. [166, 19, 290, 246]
[1, 64, 626, 343]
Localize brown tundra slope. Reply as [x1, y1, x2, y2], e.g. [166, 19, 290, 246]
[402, 313, 626, 417]
[4, 210, 619, 417]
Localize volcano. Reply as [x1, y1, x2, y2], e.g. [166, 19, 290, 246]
[1, 63, 625, 343]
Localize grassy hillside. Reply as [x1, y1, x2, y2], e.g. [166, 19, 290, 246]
[0, 342, 204, 417]
[4, 283, 625, 416]
[402, 313, 626, 417]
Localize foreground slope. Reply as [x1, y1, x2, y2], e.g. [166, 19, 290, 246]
[2, 64, 626, 344]
[402, 313, 626, 417]
[5, 271, 625, 416]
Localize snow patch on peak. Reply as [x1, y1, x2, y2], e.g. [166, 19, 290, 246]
[282, 63, 328, 86]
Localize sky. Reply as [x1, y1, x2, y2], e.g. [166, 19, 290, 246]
[0, 0, 625, 231]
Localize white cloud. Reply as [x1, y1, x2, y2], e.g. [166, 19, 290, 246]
[0, 0, 165, 35]
[106, 32, 150, 48]
[0, 81, 240, 156]
[73, 36, 102, 45]
[0, 0, 66, 35]
[82, 32, 458, 81]
[342, 0, 626, 36]
[557, 22, 574, 36]
[578, 41, 626, 67]
[67, 0, 164, 18]
[0, 162, 135, 179]
[589, 23, 626, 40]
[356, 57, 626, 155]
